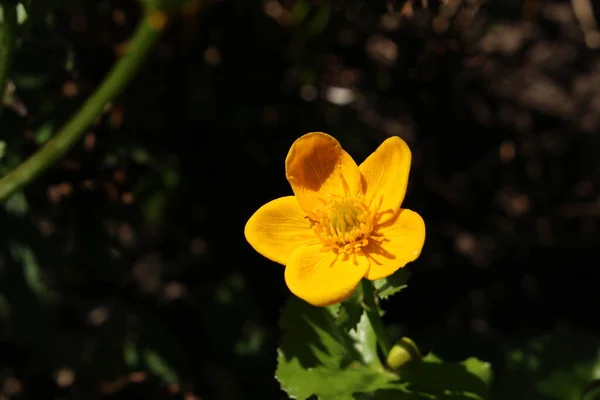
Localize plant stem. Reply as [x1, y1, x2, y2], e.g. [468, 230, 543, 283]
[0, 0, 17, 110]
[0, 8, 170, 202]
[361, 279, 393, 358]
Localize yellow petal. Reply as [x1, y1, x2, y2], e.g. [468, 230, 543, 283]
[244, 196, 317, 265]
[285, 244, 369, 306]
[285, 132, 361, 217]
[364, 208, 425, 281]
[359, 136, 412, 221]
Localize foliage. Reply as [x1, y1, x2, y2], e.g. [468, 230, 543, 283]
[277, 296, 491, 400]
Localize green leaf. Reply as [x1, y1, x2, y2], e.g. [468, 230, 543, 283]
[398, 353, 491, 399]
[276, 297, 491, 400]
[279, 363, 408, 400]
[373, 268, 410, 300]
[277, 296, 389, 399]
[278, 296, 356, 371]
[349, 312, 380, 367]
[462, 357, 493, 386]
[335, 284, 364, 332]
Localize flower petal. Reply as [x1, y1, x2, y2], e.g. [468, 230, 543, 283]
[364, 208, 425, 281]
[244, 196, 317, 265]
[285, 244, 369, 306]
[285, 132, 361, 216]
[359, 136, 412, 221]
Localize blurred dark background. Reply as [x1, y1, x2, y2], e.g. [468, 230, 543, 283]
[1, 0, 600, 399]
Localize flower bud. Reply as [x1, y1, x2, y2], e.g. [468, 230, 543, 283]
[386, 337, 422, 369]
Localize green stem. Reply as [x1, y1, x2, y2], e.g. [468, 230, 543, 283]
[0, 8, 169, 202]
[361, 279, 392, 358]
[0, 0, 17, 108]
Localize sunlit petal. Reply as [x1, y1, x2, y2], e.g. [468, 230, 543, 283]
[244, 196, 317, 265]
[285, 244, 369, 306]
[359, 136, 412, 222]
[364, 209, 425, 280]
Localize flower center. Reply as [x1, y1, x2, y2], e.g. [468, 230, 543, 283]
[312, 196, 374, 254]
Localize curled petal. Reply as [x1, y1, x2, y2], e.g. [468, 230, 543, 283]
[364, 209, 425, 281]
[359, 136, 412, 221]
[285, 244, 369, 306]
[244, 196, 317, 265]
[285, 132, 361, 217]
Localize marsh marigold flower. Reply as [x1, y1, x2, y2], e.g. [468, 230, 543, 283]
[244, 132, 425, 306]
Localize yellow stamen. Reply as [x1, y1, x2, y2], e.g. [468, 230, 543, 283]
[312, 195, 374, 255]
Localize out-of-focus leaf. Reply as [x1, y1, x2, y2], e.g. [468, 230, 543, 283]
[103, 154, 119, 167]
[307, 4, 330, 36]
[124, 339, 140, 369]
[132, 146, 153, 165]
[16, 3, 27, 24]
[0, 294, 11, 318]
[4, 191, 28, 216]
[142, 193, 166, 225]
[161, 166, 180, 189]
[289, 0, 310, 25]
[235, 324, 265, 356]
[143, 348, 179, 384]
[498, 330, 600, 400]
[12, 73, 48, 89]
[139, 0, 190, 13]
[35, 121, 54, 145]
[10, 244, 50, 299]
[583, 381, 600, 400]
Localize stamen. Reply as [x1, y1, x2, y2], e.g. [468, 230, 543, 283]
[312, 195, 374, 255]
[340, 173, 350, 196]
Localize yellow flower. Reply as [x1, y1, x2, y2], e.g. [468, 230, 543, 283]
[244, 132, 425, 307]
